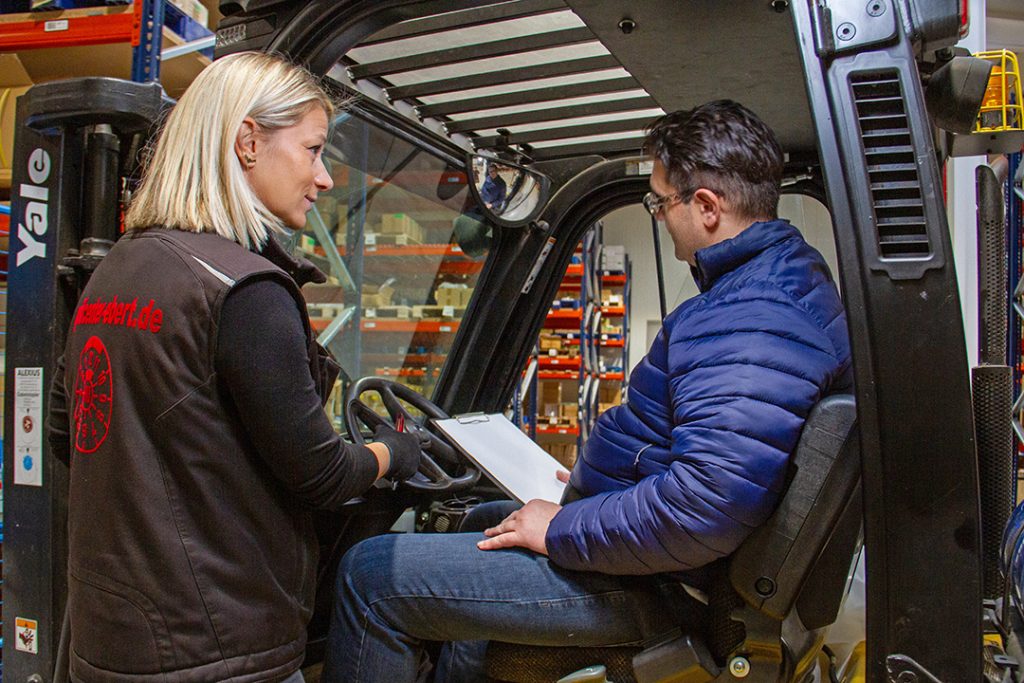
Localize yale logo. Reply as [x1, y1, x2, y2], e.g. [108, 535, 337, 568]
[17, 148, 51, 267]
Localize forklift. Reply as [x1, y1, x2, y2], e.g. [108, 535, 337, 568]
[4, 1, 1023, 681]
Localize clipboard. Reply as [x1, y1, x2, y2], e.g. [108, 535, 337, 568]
[432, 413, 568, 504]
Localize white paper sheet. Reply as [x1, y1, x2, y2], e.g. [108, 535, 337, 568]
[432, 413, 568, 504]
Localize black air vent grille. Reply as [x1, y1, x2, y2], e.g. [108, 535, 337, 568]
[850, 71, 931, 260]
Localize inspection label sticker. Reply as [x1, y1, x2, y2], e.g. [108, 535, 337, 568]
[15, 367, 43, 487]
[15, 617, 39, 654]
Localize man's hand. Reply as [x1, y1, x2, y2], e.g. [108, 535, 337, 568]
[477, 500, 561, 555]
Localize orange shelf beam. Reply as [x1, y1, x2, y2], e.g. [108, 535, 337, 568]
[545, 309, 583, 328]
[600, 306, 626, 317]
[310, 318, 460, 334]
[537, 425, 579, 436]
[598, 339, 625, 347]
[600, 372, 625, 381]
[361, 319, 460, 333]
[0, 5, 140, 51]
[538, 357, 582, 369]
[601, 274, 627, 285]
[538, 370, 580, 380]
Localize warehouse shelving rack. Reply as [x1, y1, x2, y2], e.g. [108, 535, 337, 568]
[516, 225, 631, 468]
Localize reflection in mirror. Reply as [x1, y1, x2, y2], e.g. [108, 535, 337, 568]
[470, 155, 549, 225]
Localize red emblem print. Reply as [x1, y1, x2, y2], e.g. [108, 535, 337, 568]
[73, 335, 113, 453]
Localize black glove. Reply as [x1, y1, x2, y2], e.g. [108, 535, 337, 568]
[372, 423, 424, 481]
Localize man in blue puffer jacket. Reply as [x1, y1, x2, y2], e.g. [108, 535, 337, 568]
[323, 100, 853, 683]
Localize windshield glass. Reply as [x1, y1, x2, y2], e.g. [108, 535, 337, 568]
[288, 110, 492, 429]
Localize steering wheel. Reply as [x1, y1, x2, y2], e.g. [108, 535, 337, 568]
[344, 377, 480, 494]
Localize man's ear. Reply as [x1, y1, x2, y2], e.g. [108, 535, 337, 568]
[234, 117, 259, 168]
[691, 188, 722, 230]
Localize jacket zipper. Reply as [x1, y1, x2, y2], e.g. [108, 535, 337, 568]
[634, 443, 653, 480]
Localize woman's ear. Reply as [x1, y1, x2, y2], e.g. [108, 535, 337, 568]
[235, 117, 259, 169]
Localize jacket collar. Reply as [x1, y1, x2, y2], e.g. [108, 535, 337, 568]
[259, 233, 327, 288]
[691, 219, 798, 292]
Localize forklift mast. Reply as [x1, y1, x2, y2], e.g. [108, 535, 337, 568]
[3, 79, 165, 676]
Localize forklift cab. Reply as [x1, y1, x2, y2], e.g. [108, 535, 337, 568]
[3, 1, 1013, 681]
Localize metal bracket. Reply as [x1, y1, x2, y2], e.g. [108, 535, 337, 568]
[886, 654, 946, 682]
[813, 0, 898, 58]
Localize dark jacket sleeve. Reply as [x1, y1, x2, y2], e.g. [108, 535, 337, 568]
[216, 277, 379, 509]
[46, 353, 72, 466]
[545, 295, 846, 574]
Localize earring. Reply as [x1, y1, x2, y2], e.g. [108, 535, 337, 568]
[243, 153, 255, 167]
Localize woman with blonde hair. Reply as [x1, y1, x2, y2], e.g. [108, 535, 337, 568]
[47, 51, 422, 682]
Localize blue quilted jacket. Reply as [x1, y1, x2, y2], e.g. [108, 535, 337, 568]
[546, 219, 853, 575]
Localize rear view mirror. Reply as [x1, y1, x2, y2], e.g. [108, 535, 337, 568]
[926, 55, 993, 134]
[467, 154, 551, 228]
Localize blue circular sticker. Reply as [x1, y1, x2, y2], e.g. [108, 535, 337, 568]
[22, 454, 33, 471]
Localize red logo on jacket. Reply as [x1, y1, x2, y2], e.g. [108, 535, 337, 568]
[74, 335, 113, 453]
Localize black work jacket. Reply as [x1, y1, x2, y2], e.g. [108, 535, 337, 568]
[49, 228, 362, 682]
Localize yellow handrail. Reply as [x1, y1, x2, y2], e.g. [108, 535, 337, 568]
[973, 49, 1023, 133]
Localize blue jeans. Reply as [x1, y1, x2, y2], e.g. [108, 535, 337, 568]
[321, 504, 706, 683]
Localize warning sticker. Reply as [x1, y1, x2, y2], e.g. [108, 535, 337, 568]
[15, 617, 39, 653]
[14, 367, 43, 487]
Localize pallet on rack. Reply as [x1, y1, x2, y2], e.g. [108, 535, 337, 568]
[412, 305, 465, 320]
[365, 232, 422, 246]
[362, 305, 413, 319]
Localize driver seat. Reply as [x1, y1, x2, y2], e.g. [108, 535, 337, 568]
[485, 394, 860, 683]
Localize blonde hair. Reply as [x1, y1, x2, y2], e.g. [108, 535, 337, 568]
[125, 51, 335, 249]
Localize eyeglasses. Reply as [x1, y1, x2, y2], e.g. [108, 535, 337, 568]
[642, 190, 682, 216]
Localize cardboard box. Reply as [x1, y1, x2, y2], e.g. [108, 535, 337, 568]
[0, 55, 34, 179]
[303, 283, 345, 305]
[381, 213, 423, 242]
[599, 385, 623, 405]
[361, 282, 395, 308]
[544, 443, 578, 469]
[435, 284, 473, 308]
[601, 245, 626, 271]
[539, 334, 562, 351]
[540, 382, 561, 405]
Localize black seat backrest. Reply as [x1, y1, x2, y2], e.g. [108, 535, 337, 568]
[728, 394, 860, 627]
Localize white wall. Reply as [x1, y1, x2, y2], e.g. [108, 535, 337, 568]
[601, 195, 838, 374]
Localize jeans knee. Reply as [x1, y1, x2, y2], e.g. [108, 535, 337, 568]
[336, 534, 399, 605]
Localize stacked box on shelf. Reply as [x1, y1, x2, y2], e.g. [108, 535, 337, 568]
[381, 212, 424, 244]
[543, 443, 577, 469]
[434, 284, 473, 308]
[600, 244, 626, 272]
[1, 55, 34, 187]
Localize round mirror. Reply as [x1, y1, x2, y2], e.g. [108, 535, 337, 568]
[467, 154, 551, 228]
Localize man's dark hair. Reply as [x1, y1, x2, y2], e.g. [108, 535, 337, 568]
[643, 100, 784, 219]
